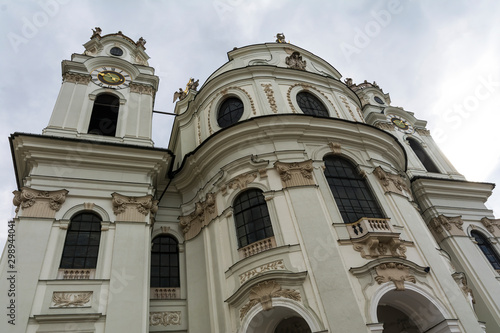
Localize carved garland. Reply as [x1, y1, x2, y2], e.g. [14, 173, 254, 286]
[149, 311, 181, 326]
[239, 280, 301, 320]
[12, 187, 68, 218]
[286, 83, 339, 117]
[239, 260, 286, 284]
[261, 84, 278, 113]
[339, 95, 358, 121]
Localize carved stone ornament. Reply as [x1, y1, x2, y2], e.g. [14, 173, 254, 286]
[339, 95, 359, 122]
[261, 84, 278, 113]
[240, 280, 301, 320]
[374, 262, 416, 291]
[149, 311, 181, 326]
[375, 122, 395, 131]
[429, 215, 465, 241]
[228, 172, 257, 191]
[129, 82, 155, 96]
[90, 27, 102, 39]
[12, 187, 68, 218]
[51, 292, 92, 307]
[239, 260, 286, 284]
[276, 33, 286, 43]
[63, 72, 91, 85]
[480, 217, 500, 236]
[111, 192, 158, 222]
[285, 51, 306, 70]
[415, 128, 431, 136]
[179, 193, 217, 241]
[373, 166, 413, 201]
[452, 272, 475, 306]
[328, 142, 341, 155]
[274, 160, 315, 188]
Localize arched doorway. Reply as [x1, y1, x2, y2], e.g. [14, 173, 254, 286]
[243, 305, 316, 333]
[376, 289, 450, 333]
[275, 316, 311, 333]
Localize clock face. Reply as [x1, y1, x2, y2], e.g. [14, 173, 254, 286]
[386, 114, 414, 133]
[91, 67, 131, 89]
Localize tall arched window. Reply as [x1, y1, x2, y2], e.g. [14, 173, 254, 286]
[471, 230, 500, 270]
[408, 138, 440, 173]
[323, 155, 384, 223]
[296, 92, 329, 117]
[88, 93, 119, 136]
[60, 212, 101, 269]
[151, 235, 180, 288]
[234, 189, 274, 248]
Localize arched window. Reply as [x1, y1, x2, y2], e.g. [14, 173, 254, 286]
[296, 92, 329, 117]
[471, 231, 500, 270]
[275, 316, 312, 333]
[408, 138, 440, 173]
[88, 93, 119, 136]
[323, 155, 384, 223]
[217, 97, 244, 128]
[234, 189, 274, 248]
[60, 212, 101, 269]
[151, 235, 180, 288]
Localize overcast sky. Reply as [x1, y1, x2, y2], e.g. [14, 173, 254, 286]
[1, 0, 500, 250]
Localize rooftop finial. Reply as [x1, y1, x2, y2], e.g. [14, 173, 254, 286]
[275, 33, 286, 43]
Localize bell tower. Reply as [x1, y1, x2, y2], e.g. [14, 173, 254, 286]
[43, 28, 158, 146]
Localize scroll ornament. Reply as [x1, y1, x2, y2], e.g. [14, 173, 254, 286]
[12, 187, 68, 217]
[179, 193, 217, 240]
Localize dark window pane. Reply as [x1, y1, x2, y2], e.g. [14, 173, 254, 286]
[217, 97, 244, 128]
[150, 235, 180, 288]
[60, 213, 101, 269]
[323, 156, 384, 223]
[88, 94, 119, 136]
[408, 138, 440, 173]
[297, 92, 329, 117]
[472, 231, 500, 270]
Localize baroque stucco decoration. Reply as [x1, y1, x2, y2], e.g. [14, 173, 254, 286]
[480, 217, 500, 236]
[63, 72, 91, 85]
[374, 262, 416, 291]
[239, 280, 301, 320]
[429, 215, 465, 242]
[179, 193, 217, 241]
[51, 292, 92, 307]
[13, 187, 68, 218]
[285, 51, 306, 70]
[274, 160, 315, 188]
[373, 166, 413, 201]
[261, 83, 278, 113]
[239, 260, 286, 284]
[452, 272, 476, 306]
[130, 82, 155, 96]
[149, 311, 181, 326]
[328, 142, 341, 155]
[111, 192, 158, 222]
[375, 122, 395, 131]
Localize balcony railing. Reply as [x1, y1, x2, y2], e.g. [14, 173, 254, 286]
[238, 236, 277, 259]
[150, 287, 180, 300]
[347, 218, 394, 239]
[57, 269, 95, 280]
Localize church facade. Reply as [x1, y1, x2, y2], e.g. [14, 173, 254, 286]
[1, 30, 500, 333]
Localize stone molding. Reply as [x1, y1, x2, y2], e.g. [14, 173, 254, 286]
[149, 311, 181, 326]
[285, 51, 307, 70]
[239, 280, 301, 320]
[179, 193, 217, 241]
[480, 217, 500, 236]
[13, 187, 68, 218]
[222, 172, 257, 196]
[111, 192, 158, 222]
[129, 82, 155, 96]
[62, 72, 91, 85]
[274, 160, 314, 188]
[452, 272, 475, 306]
[51, 291, 92, 307]
[374, 262, 416, 291]
[261, 83, 278, 113]
[239, 260, 286, 284]
[429, 215, 465, 242]
[373, 166, 413, 200]
[375, 122, 394, 131]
